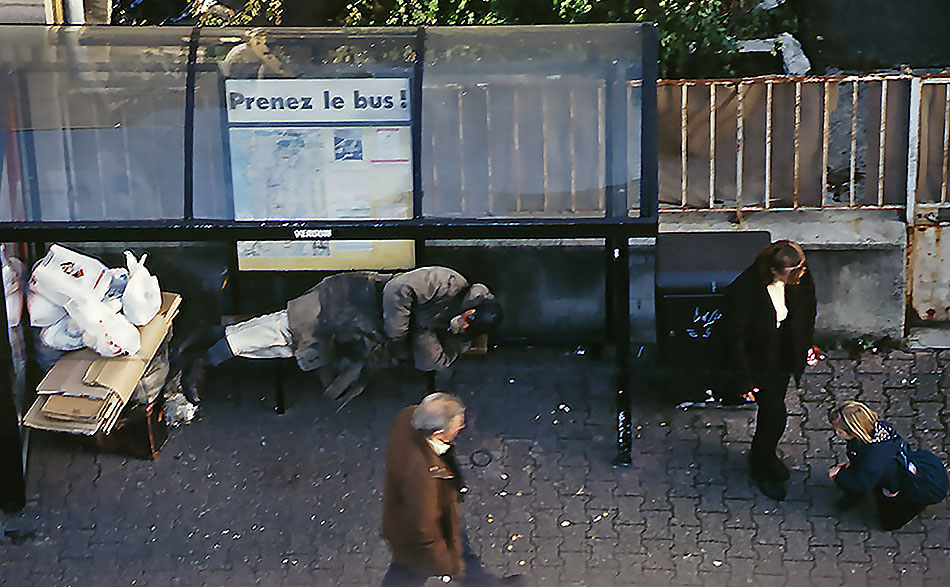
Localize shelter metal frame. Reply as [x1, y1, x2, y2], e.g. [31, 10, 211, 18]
[0, 24, 658, 511]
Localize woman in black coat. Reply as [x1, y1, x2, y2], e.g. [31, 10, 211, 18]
[722, 240, 817, 501]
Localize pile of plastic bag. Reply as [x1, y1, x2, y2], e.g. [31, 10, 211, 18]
[27, 244, 162, 357]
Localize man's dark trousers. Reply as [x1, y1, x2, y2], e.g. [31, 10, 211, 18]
[380, 528, 498, 586]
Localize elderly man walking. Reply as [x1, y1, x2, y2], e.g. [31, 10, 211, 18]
[381, 393, 523, 586]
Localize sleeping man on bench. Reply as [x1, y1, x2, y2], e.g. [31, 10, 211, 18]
[175, 266, 502, 409]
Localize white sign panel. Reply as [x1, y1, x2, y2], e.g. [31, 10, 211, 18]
[225, 78, 415, 271]
[225, 78, 411, 124]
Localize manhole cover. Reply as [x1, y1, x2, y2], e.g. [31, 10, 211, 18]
[470, 449, 492, 467]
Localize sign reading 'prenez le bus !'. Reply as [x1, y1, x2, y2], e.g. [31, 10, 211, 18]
[225, 78, 411, 124]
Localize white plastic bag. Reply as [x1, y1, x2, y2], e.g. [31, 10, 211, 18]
[27, 283, 66, 327]
[121, 251, 161, 326]
[39, 315, 84, 351]
[1, 247, 24, 326]
[30, 244, 110, 307]
[105, 267, 130, 301]
[65, 297, 141, 357]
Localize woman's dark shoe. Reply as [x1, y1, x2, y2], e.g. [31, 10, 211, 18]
[771, 457, 791, 481]
[750, 454, 790, 482]
[754, 476, 787, 501]
[835, 492, 862, 512]
[880, 513, 917, 531]
[879, 502, 924, 531]
[749, 459, 786, 501]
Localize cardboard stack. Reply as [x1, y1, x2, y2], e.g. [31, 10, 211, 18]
[24, 293, 181, 436]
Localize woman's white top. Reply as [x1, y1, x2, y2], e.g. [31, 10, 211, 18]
[766, 279, 788, 328]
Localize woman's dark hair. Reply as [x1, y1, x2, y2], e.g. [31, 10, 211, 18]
[466, 301, 503, 336]
[754, 240, 806, 284]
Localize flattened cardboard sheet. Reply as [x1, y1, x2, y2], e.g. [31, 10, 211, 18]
[36, 350, 104, 397]
[41, 394, 110, 421]
[25, 396, 105, 436]
[24, 293, 180, 435]
[83, 356, 148, 404]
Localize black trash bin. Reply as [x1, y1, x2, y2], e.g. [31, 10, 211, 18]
[655, 231, 771, 404]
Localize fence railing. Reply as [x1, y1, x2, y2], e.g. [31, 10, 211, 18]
[657, 74, 950, 214]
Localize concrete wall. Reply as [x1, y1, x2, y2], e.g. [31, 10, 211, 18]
[417, 207, 906, 347]
[64, 207, 906, 348]
[662, 208, 907, 342]
[0, 0, 47, 23]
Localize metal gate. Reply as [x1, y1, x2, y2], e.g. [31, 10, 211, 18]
[656, 73, 950, 326]
[907, 76, 950, 322]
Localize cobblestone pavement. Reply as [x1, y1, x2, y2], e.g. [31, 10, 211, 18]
[2, 346, 950, 586]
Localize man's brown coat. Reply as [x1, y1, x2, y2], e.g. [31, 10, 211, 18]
[381, 406, 464, 578]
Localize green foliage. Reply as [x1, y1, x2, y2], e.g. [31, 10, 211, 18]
[632, 1, 797, 78]
[194, 0, 283, 26]
[341, 0, 501, 26]
[184, 0, 799, 78]
[112, 0, 190, 25]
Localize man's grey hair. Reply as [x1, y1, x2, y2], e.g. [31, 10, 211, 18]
[411, 392, 465, 436]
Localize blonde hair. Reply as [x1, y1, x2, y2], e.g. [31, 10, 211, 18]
[833, 401, 879, 443]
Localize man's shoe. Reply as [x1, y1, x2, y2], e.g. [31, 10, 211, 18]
[182, 356, 209, 405]
[171, 322, 214, 365]
[754, 476, 786, 501]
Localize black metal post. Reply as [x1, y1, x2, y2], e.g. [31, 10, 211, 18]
[15, 71, 42, 221]
[182, 27, 200, 220]
[0, 254, 25, 512]
[610, 236, 632, 466]
[603, 53, 618, 342]
[0, 79, 26, 511]
[604, 243, 616, 341]
[411, 27, 426, 266]
[603, 43, 634, 466]
[640, 24, 659, 221]
[217, 68, 236, 220]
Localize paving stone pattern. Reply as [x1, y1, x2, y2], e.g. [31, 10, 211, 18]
[2, 347, 950, 586]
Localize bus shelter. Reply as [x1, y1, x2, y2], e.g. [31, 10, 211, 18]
[0, 24, 658, 510]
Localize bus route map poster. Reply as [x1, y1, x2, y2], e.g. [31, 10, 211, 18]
[225, 78, 414, 271]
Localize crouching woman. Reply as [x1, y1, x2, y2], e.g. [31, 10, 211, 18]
[829, 401, 949, 530]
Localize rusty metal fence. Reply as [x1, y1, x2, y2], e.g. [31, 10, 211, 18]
[913, 76, 950, 214]
[657, 74, 950, 214]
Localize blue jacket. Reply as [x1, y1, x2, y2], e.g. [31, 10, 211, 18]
[833, 422, 905, 495]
